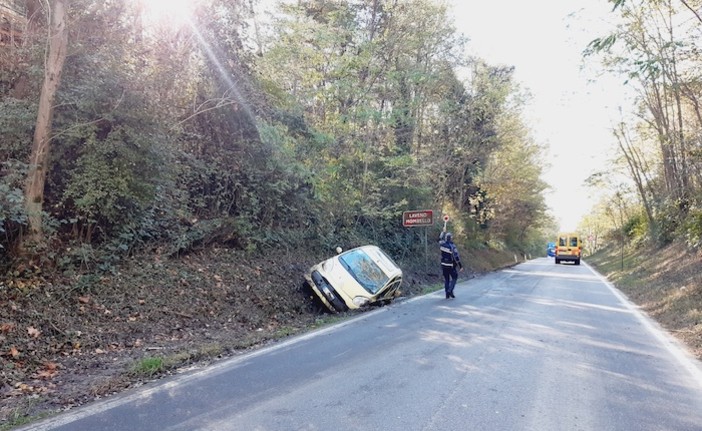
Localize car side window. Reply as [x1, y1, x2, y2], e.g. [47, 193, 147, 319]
[570, 237, 578, 247]
[559, 237, 566, 247]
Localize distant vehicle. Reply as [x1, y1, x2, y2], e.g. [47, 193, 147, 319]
[546, 242, 556, 257]
[304, 245, 403, 313]
[555, 233, 582, 265]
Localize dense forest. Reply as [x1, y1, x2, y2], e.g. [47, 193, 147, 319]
[0, 0, 552, 271]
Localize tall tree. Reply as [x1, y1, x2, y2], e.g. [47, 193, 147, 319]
[612, 122, 657, 235]
[587, 0, 702, 243]
[24, 0, 69, 245]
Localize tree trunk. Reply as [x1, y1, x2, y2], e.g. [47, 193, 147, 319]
[24, 0, 69, 245]
[614, 125, 656, 236]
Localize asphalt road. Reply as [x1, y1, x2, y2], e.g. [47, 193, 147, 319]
[22, 258, 702, 431]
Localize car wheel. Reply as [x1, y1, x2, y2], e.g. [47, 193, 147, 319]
[555, 258, 560, 264]
[575, 259, 580, 266]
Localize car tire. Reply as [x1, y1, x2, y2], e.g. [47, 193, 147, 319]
[555, 258, 560, 264]
[575, 259, 580, 266]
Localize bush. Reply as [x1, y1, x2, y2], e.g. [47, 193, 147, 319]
[683, 208, 702, 250]
[0, 99, 34, 252]
[0, 161, 28, 251]
[653, 198, 682, 245]
[59, 125, 164, 243]
[0, 98, 35, 163]
[622, 212, 647, 244]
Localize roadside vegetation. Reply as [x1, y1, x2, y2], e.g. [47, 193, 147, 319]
[587, 241, 702, 361]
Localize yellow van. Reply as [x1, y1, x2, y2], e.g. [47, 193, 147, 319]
[555, 233, 582, 265]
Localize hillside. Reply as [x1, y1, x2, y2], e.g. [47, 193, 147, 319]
[0, 247, 323, 428]
[587, 241, 702, 360]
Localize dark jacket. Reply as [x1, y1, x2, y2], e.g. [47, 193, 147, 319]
[439, 231, 463, 269]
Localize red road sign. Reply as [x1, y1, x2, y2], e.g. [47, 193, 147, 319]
[443, 214, 449, 222]
[402, 210, 434, 227]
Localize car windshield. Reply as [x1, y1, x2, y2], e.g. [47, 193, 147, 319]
[338, 249, 390, 294]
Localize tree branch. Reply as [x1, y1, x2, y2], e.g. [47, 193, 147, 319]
[679, 0, 702, 25]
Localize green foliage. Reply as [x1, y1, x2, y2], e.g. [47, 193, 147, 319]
[0, 99, 34, 249]
[72, 272, 102, 293]
[0, 161, 28, 249]
[610, 0, 627, 11]
[653, 197, 682, 245]
[58, 125, 162, 242]
[622, 211, 648, 243]
[585, 34, 617, 55]
[0, 400, 49, 431]
[0, 99, 35, 163]
[682, 208, 702, 249]
[0, 162, 26, 211]
[131, 356, 165, 378]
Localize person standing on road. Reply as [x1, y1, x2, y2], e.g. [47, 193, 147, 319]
[439, 228, 464, 298]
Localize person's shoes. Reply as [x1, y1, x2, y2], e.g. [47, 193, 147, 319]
[446, 293, 450, 299]
[450, 293, 455, 298]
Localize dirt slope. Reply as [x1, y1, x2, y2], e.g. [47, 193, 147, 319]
[587, 241, 702, 360]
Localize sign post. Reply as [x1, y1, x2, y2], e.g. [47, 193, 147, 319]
[402, 210, 435, 272]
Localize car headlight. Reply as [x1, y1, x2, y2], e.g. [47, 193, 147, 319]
[352, 297, 370, 307]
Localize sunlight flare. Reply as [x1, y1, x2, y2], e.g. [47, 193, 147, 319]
[134, 0, 198, 26]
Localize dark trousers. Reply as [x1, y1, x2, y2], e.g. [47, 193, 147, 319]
[442, 265, 458, 296]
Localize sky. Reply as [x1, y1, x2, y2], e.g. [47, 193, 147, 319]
[447, 0, 632, 231]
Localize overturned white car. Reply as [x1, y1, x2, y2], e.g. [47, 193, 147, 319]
[304, 245, 403, 313]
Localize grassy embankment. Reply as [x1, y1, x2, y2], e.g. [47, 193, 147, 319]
[587, 241, 702, 360]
